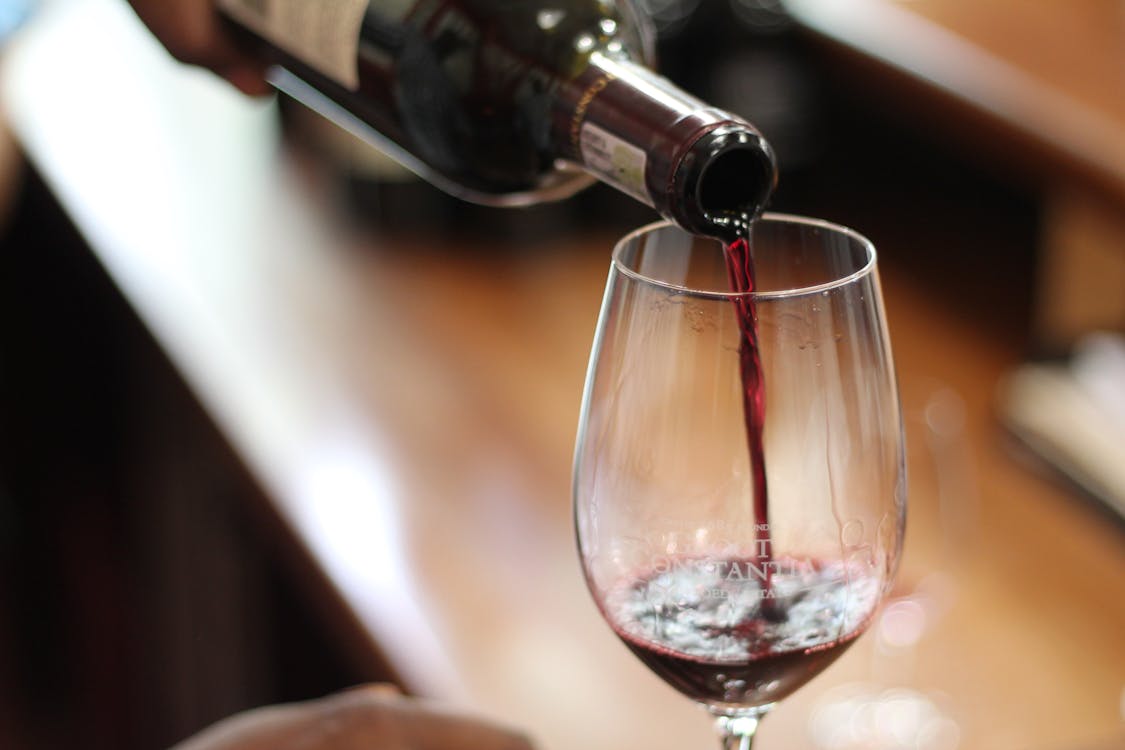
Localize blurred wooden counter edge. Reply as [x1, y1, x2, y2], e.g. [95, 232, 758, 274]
[3, 2, 1123, 750]
[785, 0, 1125, 353]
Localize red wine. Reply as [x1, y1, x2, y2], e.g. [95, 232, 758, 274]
[606, 557, 879, 708]
[723, 234, 772, 590]
[217, 0, 776, 235]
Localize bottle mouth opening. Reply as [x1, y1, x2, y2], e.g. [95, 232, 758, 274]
[698, 146, 776, 224]
[674, 125, 778, 240]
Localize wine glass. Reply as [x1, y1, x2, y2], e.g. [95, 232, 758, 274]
[573, 216, 906, 749]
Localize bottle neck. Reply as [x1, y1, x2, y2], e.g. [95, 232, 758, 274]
[554, 52, 776, 238]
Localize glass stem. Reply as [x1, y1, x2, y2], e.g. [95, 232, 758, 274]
[715, 710, 768, 750]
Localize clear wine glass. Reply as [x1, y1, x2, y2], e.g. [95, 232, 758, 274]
[573, 216, 906, 749]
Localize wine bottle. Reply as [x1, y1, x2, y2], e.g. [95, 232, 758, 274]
[216, 0, 777, 237]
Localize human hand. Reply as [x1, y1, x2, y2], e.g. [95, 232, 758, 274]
[172, 685, 536, 750]
[125, 0, 271, 95]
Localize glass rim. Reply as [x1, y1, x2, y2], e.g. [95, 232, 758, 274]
[611, 213, 878, 301]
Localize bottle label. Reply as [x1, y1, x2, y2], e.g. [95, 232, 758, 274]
[218, 0, 370, 90]
[579, 122, 648, 203]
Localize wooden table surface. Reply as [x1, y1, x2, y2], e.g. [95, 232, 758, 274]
[785, 0, 1125, 201]
[786, 0, 1125, 349]
[4, 2, 1124, 749]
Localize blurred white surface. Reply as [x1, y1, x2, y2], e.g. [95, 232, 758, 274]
[1, 0, 460, 698]
[1000, 332, 1125, 517]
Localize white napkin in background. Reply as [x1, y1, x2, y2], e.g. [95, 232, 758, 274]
[998, 331, 1125, 518]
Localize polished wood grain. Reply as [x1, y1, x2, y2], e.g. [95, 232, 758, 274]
[786, 0, 1125, 201]
[4, 1, 1123, 749]
[788, 0, 1125, 350]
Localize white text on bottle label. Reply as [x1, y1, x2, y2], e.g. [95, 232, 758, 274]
[580, 122, 648, 203]
[218, 0, 369, 90]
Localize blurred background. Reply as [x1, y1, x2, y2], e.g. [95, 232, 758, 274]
[0, 0, 1122, 749]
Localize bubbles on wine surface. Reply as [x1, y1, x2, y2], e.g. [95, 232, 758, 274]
[603, 556, 882, 707]
[607, 557, 881, 663]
